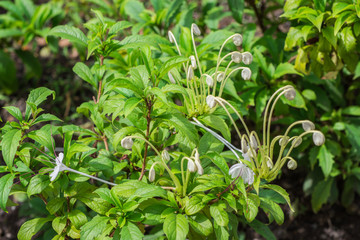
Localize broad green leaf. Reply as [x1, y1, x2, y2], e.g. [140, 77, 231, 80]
[259, 198, 284, 224]
[1, 129, 22, 171]
[228, 0, 244, 23]
[345, 123, 360, 156]
[158, 56, 188, 79]
[274, 62, 302, 79]
[124, 0, 145, 22]
[311, 178, 333, 212]
[163, 213, 189, 240]
[46, 197, 66, 215]
[80, 215, 109, 240]
[261, 184, 294, 212]
[188, 213, 213, 236]
[161, 84, 189, 98]
[73, 62, 97, 88]
[198, 115, 231, 141]
[317, 144, 334, 178]
[49, 25, 88, 47]
[185, 195, 206, 215]
[322, 26, 337, 48]
[109, 21, 132, 35]
[314, 0, 326, 12]
[206, 152, 229, 176]
[340, 27, 356, 52]
[27, 175, 50, 197]
[52, 216, 67, 235]
[130, 65, 149, 89]
[0, 50, 17, 94]
[0, 174, 14, 212]
[213, 222, 229, 240]
[18, 218, 52, 240]
[164, 0, 183, 27]
[32, 113, 62, 125]
[210, 202, 228, 226]
[243, 193, 259, 222]
[0, 29, 23, 39]
[120, 222, 144, 240]
[248, 219, 276, 240]
[25, 87, 55, 120]
[343, 106, 360, 116]
[148, 87, 169, 106]
[334, 11, 352, 35]
[69, 210, 88, 229]
[124, 97, 143, 117]
[3, 106, 23, 121]
[78, 193, 112, 215]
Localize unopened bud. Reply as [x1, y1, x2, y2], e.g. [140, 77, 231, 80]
[187, 159, 197, 172]
[302, 121, 315, 132]
[242, 52, 253, 65]
[162, 150, 170, 161]
[250, 135, 258, 149]
[206, 75, 214, 87]
[190, 55, 197, 69]
[168, 31, 174, 43]
[241, 68, 251, 80]
[241, 138, 248, 153]
[206, 95, 216, 108]
[231, 52, 242, 63]
[168, 72, 176, 84]
[284, 88, 296, 100]
[266, 159, 273, 169]
[279, 136, 289, 147]
[187, 67, 194, 79]
[287, 159, 297, 170]
[194, 150, 203, 175]
[233, 34, 242, 46]
[217, 72, 225, 82]
[121, 137, 133, 149]
[313, 132, 325, 146]
[149, 164, 156, 182]
[292, 137, 302, 148]
[192, 23, 201, 36]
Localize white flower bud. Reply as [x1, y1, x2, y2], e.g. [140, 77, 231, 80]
[121, 137, 133, 149]
[187, 159, 197, 172]
[287, 159, 297, 170]
[149, 164, 156, 182]
[313, 132, 325, 146]
[206, 95, 216, 109]
[168, 72, 176, 84]
[187, 67, 194, 79]
[241, 68, 251, 80]
[279, 136, 289, 147]
[250, 135, 258, 149]
[190, 55, 197, 69]
[192, 23, 201, 36]
[205, 75, 214, 87]
[162, 150, 170, 161]
[217, 72, 225, 82]
[266, 159, 273, 169]
[302, 121, 315, 132]
[232, 34, 242, 46]
[242, 52, 253, 65]
[194, 150, 203, 175]
[168, 31, 174, 43]
[241, 138, 248, 153]
[231, 52, 242, 63]
[284, 88, 296, 100]
[292, 137, 302, 148]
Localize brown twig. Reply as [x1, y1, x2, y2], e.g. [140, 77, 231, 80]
[246, 0, 267, 33]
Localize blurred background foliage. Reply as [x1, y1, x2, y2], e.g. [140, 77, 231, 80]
[1, 0, 360, 238]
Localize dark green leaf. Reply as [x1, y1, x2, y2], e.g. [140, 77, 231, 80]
[163, 213, 189, 240]
[311, 178, 333, 212]
[1, 129, 22, 171]
[73, 62, 97, 88]
[49, 25, 88, 47]
[317, 144, 334, 178]
[18, 218, 52, 240]
[120, 222, 144, 240]
[228, 0, 244, 23]
[0, 174, 14, 212]
[27, 175, 50, 197]
[80, 215, 109, 240]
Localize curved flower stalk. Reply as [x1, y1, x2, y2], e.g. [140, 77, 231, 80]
[167, 24, 253, 116]
[197, 85, 325, 183]
[49, 152, 117, 186]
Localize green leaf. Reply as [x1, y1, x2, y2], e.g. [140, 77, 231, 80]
[27, 175, 50, 197]
[311, 178, 333, 212]
[130, 65, 149, 89]
[25, 87, 55, 120]
[228, 0, 244, 23]
[317, 144, 334, 178]
[243, 193, 259, 222]
[0, 174, 14, 212]
[78, 193, 112, 215]
[3, 106, 22, 121]
[1, 129, 22, 171]
[314, 0, 326, 12]
[164, 0, 183, 27]
[198, 115, 231, 141]
[281, 88, 307, 110]
[32, 113, 62, 125]
[322, 26, 337, 48]
[188, 213, 213, 236]
[80, 215, 109, 240]
[261, 184, 294, 212]
[123, 97, 143, 117]
[0, 29, 23, 39]
[0, 50, 18, 94]
[163, 213, 189, 240]
[259, 198, 284, 224]
[69, 210, 88, 229]
[52, 216, 67, 234]
[46, 197, 66, 215]
[124, 0, 145, 22]
[274, 62, 302, 79]
[109, 21, 132, 35]
[345, 123, 360, 156]
[248, 219, 276, 240]
[334, 11, 352, 35]
[185, 195, 206, 215]
[158, 56, 189, 80]
[73, 62, 97, 88]
[120, 222, 144, 240]
[340, 27, 356, 52]
[210, 202, 229, 226]
[18, 218, 52, 240]
[343, 106, 360, 116]
[48, 25, 88, 47]
[213, 222, 229, 240]
[206, 152, 229, 176]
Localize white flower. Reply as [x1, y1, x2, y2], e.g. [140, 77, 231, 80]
[187, 67, 194, 79]
[241, 68, 251, 80]
[292, 137, 302, 148]
[50, 153, 67, 181]
[149, 164, 156, 182]
[217, 72, 225, 82]
[231, 52, 242, 63]
[287, 159, 297, 170]
[313, 132, 325, 146]
[232, 34, 242, 46]
[229, 163, 254, 185]
[206, 75, 214, 87]
[242, 148, 256, 162]
[194, 150, 203, 175]
[242, 52, 253, 65]
[302, 121, 315, 132]
[121, 137, 133, 149]
[187, 159, 197, 172]
[190, 55, 197, 69]
[206, 95, 216, 108]
[192, 23, 201, 36]
[168, 72, 176, 84]
[284, 88, 296, 100]
[267, 159, 273, 169]
[162, 150, 170, 161]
